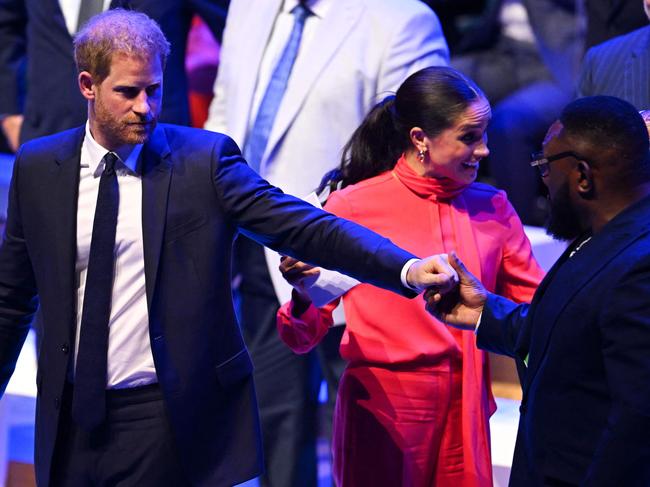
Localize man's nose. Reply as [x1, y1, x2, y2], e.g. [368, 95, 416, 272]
[133, 92, 151, 116]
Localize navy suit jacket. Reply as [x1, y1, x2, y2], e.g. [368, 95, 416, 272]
[478, 196, 650, 486]
[0, 0, 228, 143]
[0, 124, 416, 487]
[578, 25, 650, 110]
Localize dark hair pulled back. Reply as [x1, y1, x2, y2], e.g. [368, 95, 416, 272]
[319, 66, 486, 194]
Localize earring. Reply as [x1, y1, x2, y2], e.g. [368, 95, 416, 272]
[418, 148, 427, 162]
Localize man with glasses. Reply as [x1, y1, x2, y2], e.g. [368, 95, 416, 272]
[427, 96, 650, 486]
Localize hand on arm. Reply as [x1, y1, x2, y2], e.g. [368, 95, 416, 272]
[278, 256, 320, 316]
[424, 251, 487, 330]
[276, 257, 336, 354]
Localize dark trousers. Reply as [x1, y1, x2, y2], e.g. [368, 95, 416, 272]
[51, 383, 189, 487]
[233, 236, 344, 487]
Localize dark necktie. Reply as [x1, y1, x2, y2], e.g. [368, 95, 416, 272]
[76, 0, 105, 32]
[72, 152, 119, 431]
[244, 3, 312, 173]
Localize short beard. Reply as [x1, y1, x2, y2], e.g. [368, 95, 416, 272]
[545, 181, 585, 241]
[94, 91, 156, 148]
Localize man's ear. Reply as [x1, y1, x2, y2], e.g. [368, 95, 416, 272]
[576, 160, 595, 199]
[78, 71, 96, 101]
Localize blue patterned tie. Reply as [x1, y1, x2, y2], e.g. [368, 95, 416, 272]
[72, 152, 119, 431]
[245, 3, 312, 173]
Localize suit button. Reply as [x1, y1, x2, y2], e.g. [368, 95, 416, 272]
[54, 397, 60, 409]
[61, 343, 69, 354]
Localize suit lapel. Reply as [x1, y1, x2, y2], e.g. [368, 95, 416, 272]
[524, 197, 650, 391]
[141, 126, 172, 311]
[511, 241, 573, 369]
[262, 0, 364, 169]
[228, 0, 283, 145]
[624, 28, 650, 109]
[51, 127, 85, 333]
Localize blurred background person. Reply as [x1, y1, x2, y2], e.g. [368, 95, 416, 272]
[583, 0, 647, 48]
[451, 0, 583, 226]
[204, 1, 449, 485]
[0, 0, 229, 153]
[577, 0, 650, 110]
[276, 67, 544, 487]
[185, 16, 222, 129]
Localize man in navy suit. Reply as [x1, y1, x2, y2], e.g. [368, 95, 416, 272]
[428, 96, 650, 486]
[578, 0, 650, 110]
[0, 10, 454, 487]
[0, 0, 229, 152]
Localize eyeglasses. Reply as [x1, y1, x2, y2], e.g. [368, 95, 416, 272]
[529, 151, 583, 177]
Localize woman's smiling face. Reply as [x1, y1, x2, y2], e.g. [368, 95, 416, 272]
[418, 97, 492, 184]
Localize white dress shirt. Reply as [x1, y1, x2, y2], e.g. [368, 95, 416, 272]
[58, 0, 112, 35]
[75, 123, 156, 388]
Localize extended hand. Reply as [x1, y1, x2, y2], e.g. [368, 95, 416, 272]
[279, 256, 321, 302]
[424, 251, 487, 330]
[406, 254, 459, 294]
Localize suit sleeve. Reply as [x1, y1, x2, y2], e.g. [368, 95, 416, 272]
[0, 146, 39, 397]
[522, 0, 582, 92]
[210, 135, 417, 296]
[0, 0, 26, 115]
[376, 3, 449, 95]
[477, 293, 532, 361]
[582, 260, 650, 485]
[276, 298, 338, 354]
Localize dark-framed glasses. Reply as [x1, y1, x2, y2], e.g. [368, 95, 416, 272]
[529, 151, 582, 177]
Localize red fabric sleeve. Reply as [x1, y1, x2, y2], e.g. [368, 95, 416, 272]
[276, 296, 340, 354]
[493, 191, 545, 303]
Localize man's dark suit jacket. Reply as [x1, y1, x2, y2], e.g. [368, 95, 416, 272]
[0, 124, 417, 487]
[0, 0, 228, 143]
[578, 25, 650, 110]
[477, 196, 650, 486]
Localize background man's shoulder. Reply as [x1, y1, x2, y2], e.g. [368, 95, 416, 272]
[587, 24, 650, 61]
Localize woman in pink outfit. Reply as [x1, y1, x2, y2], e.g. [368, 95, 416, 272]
[276, 67, 544, 487]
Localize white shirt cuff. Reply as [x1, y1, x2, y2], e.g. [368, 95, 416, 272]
[400, 258, 420, 291]
[474, 311, 482, 334]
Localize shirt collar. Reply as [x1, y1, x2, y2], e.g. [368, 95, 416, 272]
[282, 0, 328, 18]
[83, 121, 143, 176]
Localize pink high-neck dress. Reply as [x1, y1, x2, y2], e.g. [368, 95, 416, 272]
[277, 156, 544, 487]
